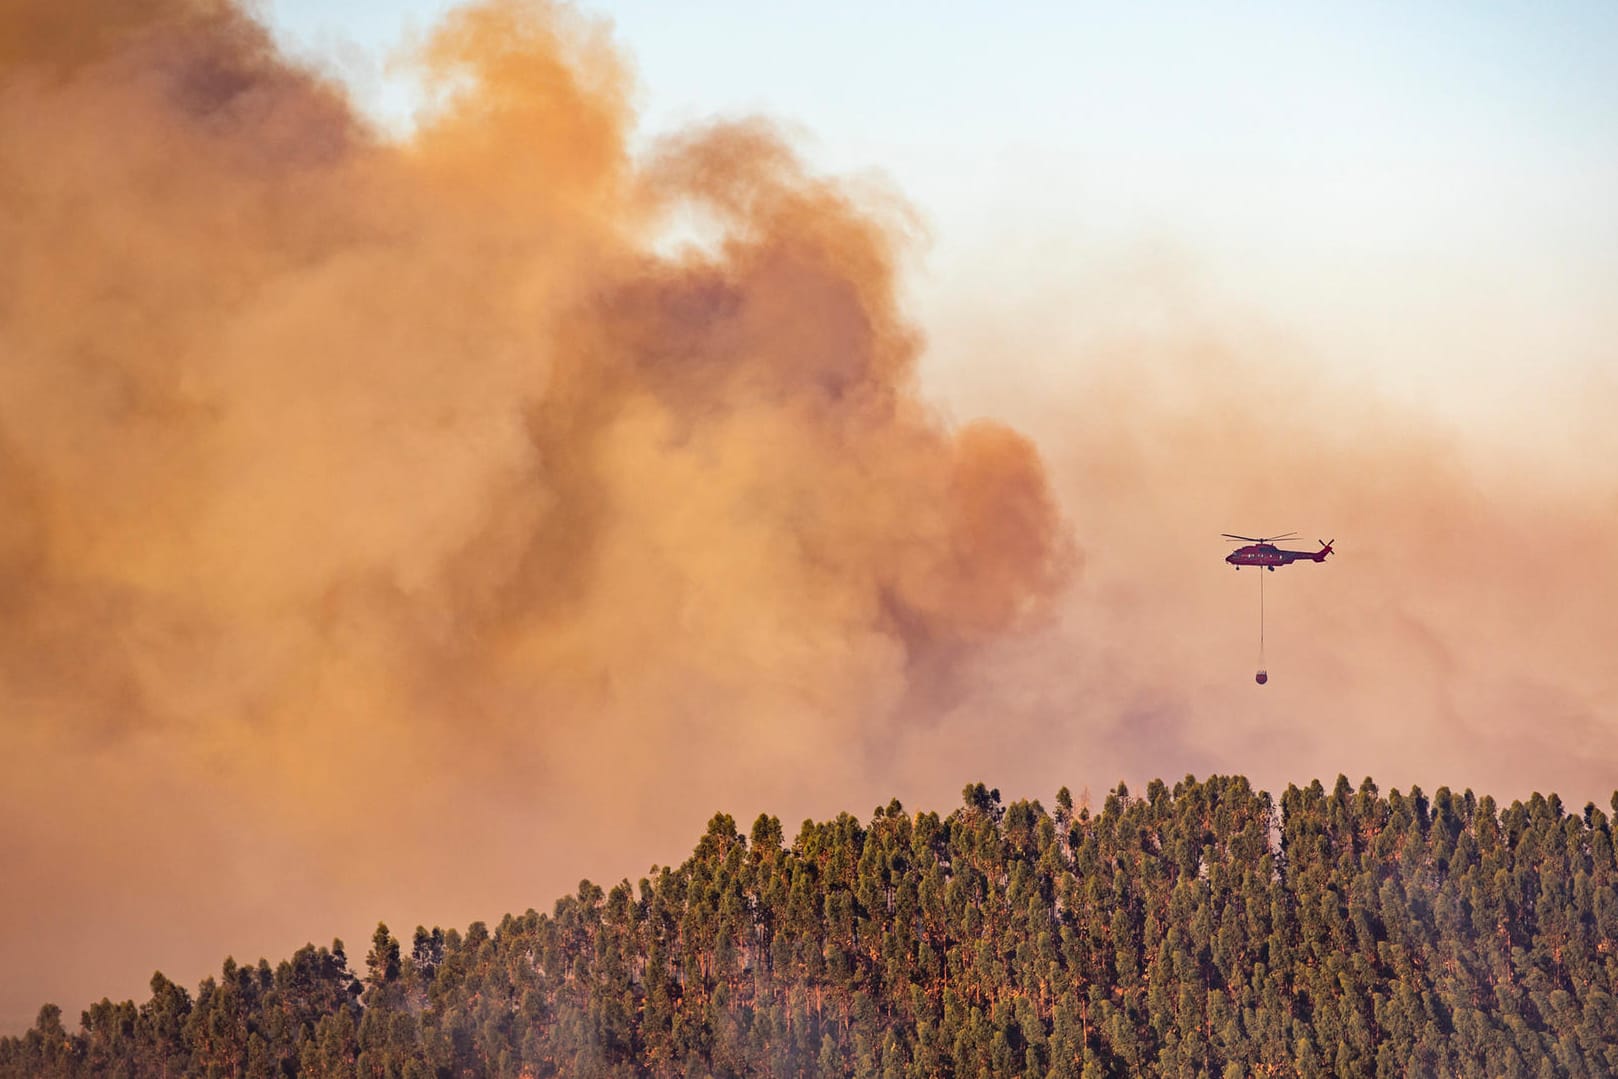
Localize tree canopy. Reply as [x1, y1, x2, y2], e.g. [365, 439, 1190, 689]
[6, 774, 1617, 1077]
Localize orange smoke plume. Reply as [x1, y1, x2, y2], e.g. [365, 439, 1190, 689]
[0, 0, 1070, 1027]
[5, 0, 1614, 1035]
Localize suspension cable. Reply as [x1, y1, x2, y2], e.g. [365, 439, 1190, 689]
[1259, 569, 1265, 668]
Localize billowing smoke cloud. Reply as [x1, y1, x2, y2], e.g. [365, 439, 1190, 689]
[5, 0, 1616, 1035]
[0, 0, 1072, 1028]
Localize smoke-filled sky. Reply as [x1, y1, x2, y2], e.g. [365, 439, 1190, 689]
[2, 0, 1615, 1033]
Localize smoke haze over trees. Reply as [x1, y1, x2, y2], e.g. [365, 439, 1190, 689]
[6, 774, 1618, 1076]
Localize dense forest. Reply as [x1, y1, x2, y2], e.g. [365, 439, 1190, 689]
[6, 774, 1618, 1077]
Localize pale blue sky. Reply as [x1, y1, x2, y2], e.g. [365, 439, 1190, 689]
[265, 1, 1618, 439]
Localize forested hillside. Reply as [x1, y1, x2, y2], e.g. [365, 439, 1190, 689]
[6, 775, 1617, 1077]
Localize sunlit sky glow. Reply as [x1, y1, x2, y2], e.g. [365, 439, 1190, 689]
[267, 0, 1618, 446]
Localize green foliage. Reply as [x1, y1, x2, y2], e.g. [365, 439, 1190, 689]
[5, 775, 1618, 1076]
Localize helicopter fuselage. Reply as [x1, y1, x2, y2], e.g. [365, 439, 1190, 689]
[1226, 543, 1331, 569]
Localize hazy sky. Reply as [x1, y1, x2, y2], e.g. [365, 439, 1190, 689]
[266, 0, 1618, 432]
[3, 0, 1615, 1035]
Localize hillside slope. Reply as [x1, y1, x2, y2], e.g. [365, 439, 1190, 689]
[5, 775, 1617, 1077]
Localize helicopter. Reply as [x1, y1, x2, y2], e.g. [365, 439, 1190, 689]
[1224, 532, 1335, 686]
[1223, 532, 1334, 571]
